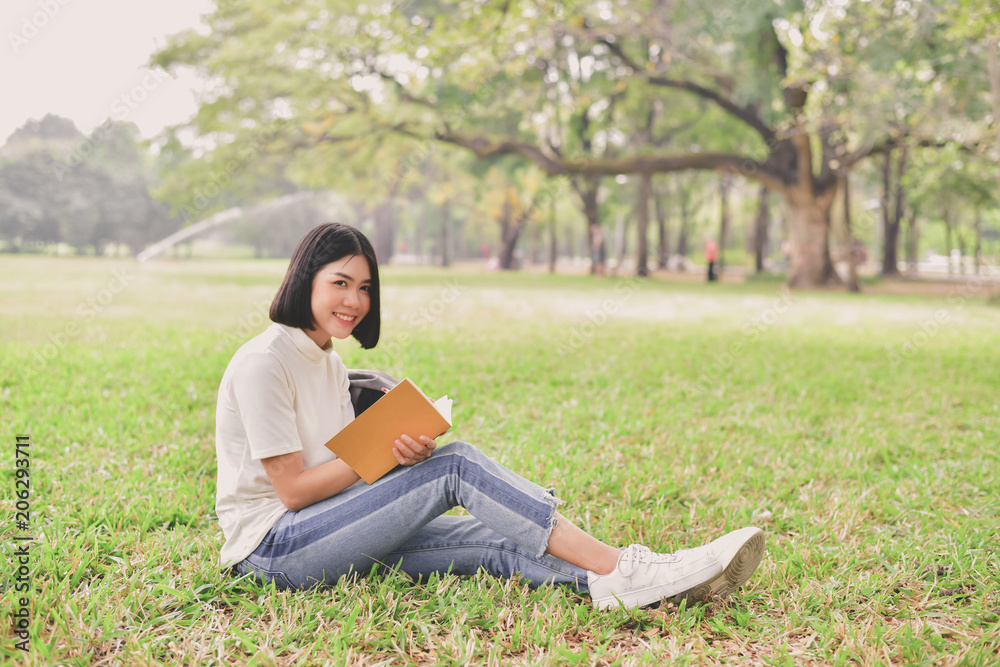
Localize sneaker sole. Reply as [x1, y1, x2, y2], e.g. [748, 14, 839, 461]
[592, 558, 723, 610]
[673, 527, 765, 604]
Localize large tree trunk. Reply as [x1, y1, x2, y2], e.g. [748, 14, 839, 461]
[654, 186, 670, 269]
[786, 186, 841, 288]
[753, 186, 770, 273]
[636, 173, 651, 277]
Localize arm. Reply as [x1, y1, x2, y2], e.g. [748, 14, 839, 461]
[262, 434, 437, 512]
[261, 453, 360, 512]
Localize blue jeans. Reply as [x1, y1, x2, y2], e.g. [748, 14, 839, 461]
[233, 441, 589, 591]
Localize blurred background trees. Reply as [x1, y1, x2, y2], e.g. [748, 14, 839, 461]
[0, 115, 178, 256]
[1, 0, 997, 285]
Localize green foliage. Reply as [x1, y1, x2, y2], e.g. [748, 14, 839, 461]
[3, 256, 1000, 664]
[140, 1, 997, 283]
[0, 116, 178, 256]
[138, 1, 1000, 282]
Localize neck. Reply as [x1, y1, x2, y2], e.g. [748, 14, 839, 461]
[304, 327, 331, 349]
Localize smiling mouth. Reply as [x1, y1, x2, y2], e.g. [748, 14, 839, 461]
[334, 313, 357, 323]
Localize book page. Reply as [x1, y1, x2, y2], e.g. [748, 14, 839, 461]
[433, 395, 452, 424]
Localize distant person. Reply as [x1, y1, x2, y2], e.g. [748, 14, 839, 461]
[590, 224, 607, 277]
[705, 238, 719, 282]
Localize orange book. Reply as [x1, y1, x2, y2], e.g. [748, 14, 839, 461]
[324, 378, 452, 484]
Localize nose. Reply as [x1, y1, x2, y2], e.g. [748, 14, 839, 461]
[343, 288, 360, 309]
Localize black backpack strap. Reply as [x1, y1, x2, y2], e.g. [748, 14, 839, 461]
[347, 369, 401, 417]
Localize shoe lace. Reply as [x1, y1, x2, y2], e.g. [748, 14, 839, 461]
[616, 544, 679, 578]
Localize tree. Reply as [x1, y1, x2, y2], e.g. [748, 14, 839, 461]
[0, 116, 85, 250]
[0, 113, 81, 159]
[150, 0, 992, 284]
[880, 145, 908, 277]
[752, 186, 771, 274]
[0, 116, 178, 255]
[429, 1, 991, 285]
[840, 174, 861, 293]
[417, 2, 842, 285]
[945, 0, 1000, 195]
[0, 155, 52, 251]
[716, 174, 733, 275]
[671, 171, 712, 268]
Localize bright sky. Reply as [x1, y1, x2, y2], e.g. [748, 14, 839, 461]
[0, 0, 214, 144]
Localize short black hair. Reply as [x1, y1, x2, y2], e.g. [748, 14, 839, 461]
[270, 223, 381, 349]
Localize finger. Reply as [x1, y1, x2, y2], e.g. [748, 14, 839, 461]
[392, 446, 407, 465]
[401, 434, 430, 458]
[393, 443, 420, 466]
[395, 438, 416, 460]
[418, 436, 437, 449]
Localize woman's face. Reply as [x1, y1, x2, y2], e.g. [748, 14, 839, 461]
[305, 254, 372, 347]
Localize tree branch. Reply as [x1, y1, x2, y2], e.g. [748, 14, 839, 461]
[436, 130, 790, 193]
[376, 72, 438, 111]
[841, 135, 898, 171]
[598, 38, 776, 145]
[649, 120, 697, 148]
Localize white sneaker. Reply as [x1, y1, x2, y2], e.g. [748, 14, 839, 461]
[588, 527, 765, 610]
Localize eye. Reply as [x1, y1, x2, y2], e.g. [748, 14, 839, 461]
[332, 280, 348, 287]
[360, 285, 371, 292]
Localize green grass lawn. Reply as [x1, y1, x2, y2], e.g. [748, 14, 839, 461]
[2, 255, 999, 665]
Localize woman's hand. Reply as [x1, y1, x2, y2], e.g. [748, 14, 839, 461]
[393, 434, 437, 466]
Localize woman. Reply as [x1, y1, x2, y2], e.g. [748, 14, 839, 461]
[216, 223, 764, 609]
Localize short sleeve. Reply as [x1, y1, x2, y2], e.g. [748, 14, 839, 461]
[229, 351, 303, 460]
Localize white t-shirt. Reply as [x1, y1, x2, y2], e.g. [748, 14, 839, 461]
[214, 322, 356, 567]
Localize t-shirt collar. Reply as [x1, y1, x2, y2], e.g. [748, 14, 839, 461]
[276, 323, 332, 362]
